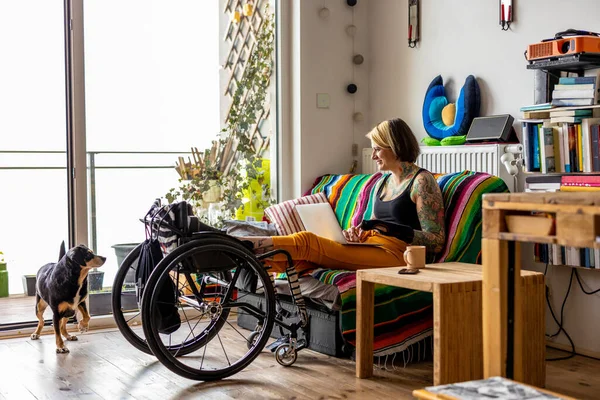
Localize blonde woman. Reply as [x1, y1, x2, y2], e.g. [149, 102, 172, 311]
[243, 118, 445, 273]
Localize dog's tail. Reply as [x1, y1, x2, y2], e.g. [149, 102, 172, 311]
[59, 241, 66, 261]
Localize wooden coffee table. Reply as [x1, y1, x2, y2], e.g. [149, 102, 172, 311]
[355, 262, 545, 386]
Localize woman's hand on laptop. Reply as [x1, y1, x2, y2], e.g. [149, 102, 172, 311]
[343, 226, 369, 243]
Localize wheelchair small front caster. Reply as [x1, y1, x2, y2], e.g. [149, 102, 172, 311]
[247, 330, 261, 350]
[274, 344, 297, 367]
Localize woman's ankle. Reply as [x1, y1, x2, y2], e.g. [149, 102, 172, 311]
[243, 237, 274, 254]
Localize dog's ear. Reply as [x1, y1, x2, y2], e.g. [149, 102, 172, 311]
[67, 246, 87, 266]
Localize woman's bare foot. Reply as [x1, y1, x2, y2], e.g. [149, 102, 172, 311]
[241, 236, 274, 255]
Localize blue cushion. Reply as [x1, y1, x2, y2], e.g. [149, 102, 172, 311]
[422, 75, 480, 140]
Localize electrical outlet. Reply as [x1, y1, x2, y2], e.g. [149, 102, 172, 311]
[317, 93, 330, 109]
[352, 143, 358, 156]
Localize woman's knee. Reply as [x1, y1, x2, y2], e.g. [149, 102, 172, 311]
[293, 231, 318, 244]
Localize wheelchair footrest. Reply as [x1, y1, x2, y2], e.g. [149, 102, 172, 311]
[266, 334, 290, 352]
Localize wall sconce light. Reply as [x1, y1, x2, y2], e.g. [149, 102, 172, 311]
[345, 24, 357, 37]
[319, 7, 330, 19]
[353, 112, 364, 122]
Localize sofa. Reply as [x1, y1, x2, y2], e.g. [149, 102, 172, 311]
[237, 170, 509, 358]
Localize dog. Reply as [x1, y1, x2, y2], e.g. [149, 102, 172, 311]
[30, 243, 106, 353]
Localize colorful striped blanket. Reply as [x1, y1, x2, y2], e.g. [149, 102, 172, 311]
[305, 171, 509, 355]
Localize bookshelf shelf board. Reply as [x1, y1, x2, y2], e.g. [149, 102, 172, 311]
[526, 53, 600, 73]
[496, 232, 556, 244]
[547, 264, 600, 272]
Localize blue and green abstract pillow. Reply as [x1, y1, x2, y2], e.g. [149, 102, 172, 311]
[422, 75, 480, 140]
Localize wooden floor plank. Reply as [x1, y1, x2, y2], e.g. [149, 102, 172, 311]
[0, 328, 599, 399]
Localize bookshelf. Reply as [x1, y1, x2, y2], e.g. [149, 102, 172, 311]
[519, 58, 600, 361]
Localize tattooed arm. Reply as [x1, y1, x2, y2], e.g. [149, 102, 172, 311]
[410, 172, 446, 253]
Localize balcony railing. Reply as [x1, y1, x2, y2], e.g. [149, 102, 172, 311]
[0, 150, 189, 296]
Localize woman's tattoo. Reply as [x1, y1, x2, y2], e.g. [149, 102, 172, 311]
[254, 238, 274, 254]
[411, 173, 446, 253]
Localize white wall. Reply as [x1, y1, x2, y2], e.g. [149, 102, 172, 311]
[365, 0, 600, 356]
[285, 0, 369, 197]
[292, 0, 600, 355]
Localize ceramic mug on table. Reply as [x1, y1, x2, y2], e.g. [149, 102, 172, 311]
[403, 245, 426, 269]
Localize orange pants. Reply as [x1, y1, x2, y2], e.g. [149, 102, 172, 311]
[266, 231, 407, 274]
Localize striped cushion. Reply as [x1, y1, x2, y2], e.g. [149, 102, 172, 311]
[305, 173, 384, 229]
[264, 192, 329, 236]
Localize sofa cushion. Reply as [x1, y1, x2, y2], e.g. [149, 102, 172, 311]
[305, 173, 384, 230]
[434, 171, 508, 263]
[264, 192, 329, 236]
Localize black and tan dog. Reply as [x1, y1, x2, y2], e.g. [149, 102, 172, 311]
[30, 243, 106, 353]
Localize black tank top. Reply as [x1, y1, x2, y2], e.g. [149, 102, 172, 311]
[373, 170, 423, 231]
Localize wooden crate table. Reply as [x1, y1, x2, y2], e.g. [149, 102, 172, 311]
[482, 192, 600, 388]
[355, 262, 544, 386]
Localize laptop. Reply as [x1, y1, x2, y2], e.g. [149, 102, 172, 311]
[296, 203, 381, 246]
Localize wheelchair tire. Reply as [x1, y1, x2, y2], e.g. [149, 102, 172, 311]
[111, 242, 222, 356]
[111, 243, 151, 354]
[141, 235, 276, 381]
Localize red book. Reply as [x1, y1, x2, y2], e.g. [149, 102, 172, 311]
[561, 175, 600, 186]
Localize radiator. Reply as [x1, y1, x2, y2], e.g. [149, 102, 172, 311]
[362, 144, 520, 192]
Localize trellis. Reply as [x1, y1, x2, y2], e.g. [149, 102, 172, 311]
[222, 0, 272, 157]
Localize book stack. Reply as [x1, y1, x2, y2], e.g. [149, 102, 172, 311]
[519, 110, 600, 173]
[551, 76, 600, 107]
[535, 242, 600, 269]
[560, 175, 600, 192]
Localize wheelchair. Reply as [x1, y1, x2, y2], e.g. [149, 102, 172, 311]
[111, 200, 310, 381]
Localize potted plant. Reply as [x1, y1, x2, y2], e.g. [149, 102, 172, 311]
[166, 8, 275, 225]
[88, 269, 104, 292]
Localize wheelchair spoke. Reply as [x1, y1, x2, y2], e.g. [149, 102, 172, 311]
[125, 312, 141, 324]
[223, 318, 252, 342]
[141, 239, 276, 380]
[215, 330, 231, 367]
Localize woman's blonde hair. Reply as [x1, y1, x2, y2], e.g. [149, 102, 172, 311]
[366, 118, 420, 163]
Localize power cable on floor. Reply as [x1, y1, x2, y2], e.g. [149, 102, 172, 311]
[544, 264, 576, 361]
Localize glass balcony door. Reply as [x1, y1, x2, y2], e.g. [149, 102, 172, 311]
[82, 0, 220, 314]
[0, 1, 69, 326]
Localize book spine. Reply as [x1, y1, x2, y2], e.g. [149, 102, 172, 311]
[522, 122, 531, 172]
[561, 175, 600, 185]
[554, 83, 595, 91]
[542, 127, 555, 173]
[577, 123, 584, 173]
[568, 124, 578, 172]
[560, 185, 600, 192]
[552, 89, 595, 99]
[551, 98, 594, 107]
[562, 123, 570, 173]
[559, 76, 597, 85]
[533, 124, 540, 171]
[593, 124, 600, 172]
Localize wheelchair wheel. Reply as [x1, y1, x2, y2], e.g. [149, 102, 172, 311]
[141, 236, 276, 381]
[111, 243, 150, 354]
[112, 242, 226, 356]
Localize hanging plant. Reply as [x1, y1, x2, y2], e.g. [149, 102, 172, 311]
[166, 5, 275, 226]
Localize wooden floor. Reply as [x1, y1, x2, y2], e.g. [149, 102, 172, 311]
[0, 328, 599, 400]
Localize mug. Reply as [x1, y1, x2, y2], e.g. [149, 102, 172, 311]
[403, 245, 426, 269]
